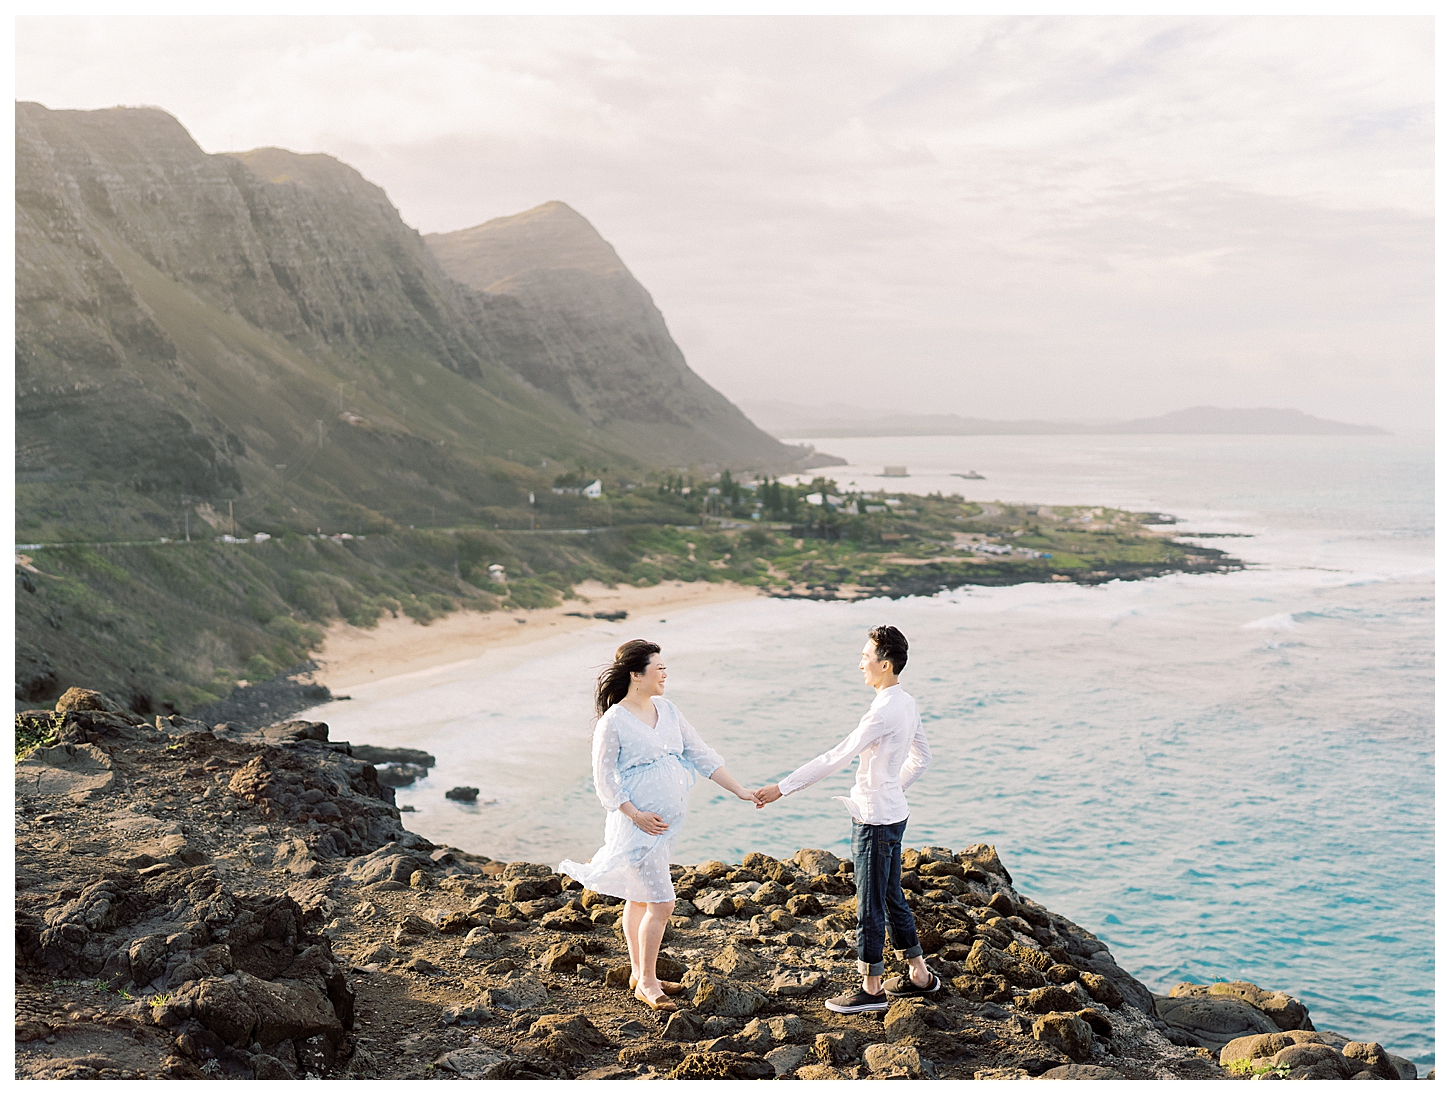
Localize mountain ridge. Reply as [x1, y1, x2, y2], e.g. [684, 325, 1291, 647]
[741, 402, 1391, 439]
[426, 202, 799, 466]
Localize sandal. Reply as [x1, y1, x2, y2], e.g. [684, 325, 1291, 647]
[634, 987, 678, 1012]
[629, 975, 686, 996]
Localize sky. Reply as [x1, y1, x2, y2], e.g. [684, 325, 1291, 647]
[15, 15, 1434, 430]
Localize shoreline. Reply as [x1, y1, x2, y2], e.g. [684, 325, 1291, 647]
[311, 579, 764, 694]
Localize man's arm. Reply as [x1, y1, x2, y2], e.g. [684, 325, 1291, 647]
[899, 712, 931, 791]
[755, 707, 888, 806]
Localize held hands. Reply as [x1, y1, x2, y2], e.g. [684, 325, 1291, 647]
[752, 784, 783, 810]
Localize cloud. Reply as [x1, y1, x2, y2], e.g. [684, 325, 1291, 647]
[15, 14, 1432, 429]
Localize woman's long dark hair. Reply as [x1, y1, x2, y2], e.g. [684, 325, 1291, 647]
[594, 639, 661, 717]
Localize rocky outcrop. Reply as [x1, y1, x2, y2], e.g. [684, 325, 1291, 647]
[13, 689, 1422, 1081]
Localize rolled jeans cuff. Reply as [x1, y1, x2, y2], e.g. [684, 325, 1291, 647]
[899, 944, 924, 960]
[857, 958, 886, 977]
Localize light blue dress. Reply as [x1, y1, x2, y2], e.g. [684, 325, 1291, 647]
[558, 697, 724, 903]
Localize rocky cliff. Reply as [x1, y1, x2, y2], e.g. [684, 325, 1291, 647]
[427, 202, 800, 468]
[13, 689, 1422, 1081]
[16, 101, 816, 545]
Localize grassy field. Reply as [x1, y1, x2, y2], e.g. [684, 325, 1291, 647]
[16, 475, 1236, 716]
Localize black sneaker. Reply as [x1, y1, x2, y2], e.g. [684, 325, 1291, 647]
[884, 971, 941, 998]
[825, 987, 890, 1014]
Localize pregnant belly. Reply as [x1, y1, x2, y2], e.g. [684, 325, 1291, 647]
[621, 755, 693, 824]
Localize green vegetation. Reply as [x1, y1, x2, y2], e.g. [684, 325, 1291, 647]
[1226, 1059, 1292, 1079]
[16, 472, 1237, 716]
[15, 711, 57, 760]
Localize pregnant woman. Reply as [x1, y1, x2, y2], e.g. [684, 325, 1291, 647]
[559, 639, 754, 1012]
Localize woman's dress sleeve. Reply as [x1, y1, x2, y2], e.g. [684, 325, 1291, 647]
[591, 715, 629, 811]
[677, 707, 724, 778]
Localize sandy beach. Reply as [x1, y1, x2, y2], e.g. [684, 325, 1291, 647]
[311, 579, 763, 693]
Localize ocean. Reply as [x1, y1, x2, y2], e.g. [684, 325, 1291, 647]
[301, 432, 1434, 1070]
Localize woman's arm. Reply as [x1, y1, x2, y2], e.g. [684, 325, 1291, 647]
[676, 707, 726, 777]
[709, 766, 755, 802]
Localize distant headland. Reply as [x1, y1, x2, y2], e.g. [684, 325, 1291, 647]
[742, 403, 1391, 440]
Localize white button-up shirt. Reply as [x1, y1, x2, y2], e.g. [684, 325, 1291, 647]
[778, 684, 931, 825]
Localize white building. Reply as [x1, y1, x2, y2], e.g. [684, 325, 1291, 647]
[583, 479, 603, 498]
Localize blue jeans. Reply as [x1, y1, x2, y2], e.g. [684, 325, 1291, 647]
[852, 817, 923, 977]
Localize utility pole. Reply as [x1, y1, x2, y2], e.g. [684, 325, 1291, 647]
[184, 508, 190, 542]
[229, 500, 235, 536]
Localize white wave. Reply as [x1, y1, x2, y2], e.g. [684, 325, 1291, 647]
[1243, 612, 1299, 631]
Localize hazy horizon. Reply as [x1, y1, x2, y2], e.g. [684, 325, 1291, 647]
[17, 15, 1432, 432]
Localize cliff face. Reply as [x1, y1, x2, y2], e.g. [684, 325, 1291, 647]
[16, 102, 809, 540]
[427, 202, 801, 467]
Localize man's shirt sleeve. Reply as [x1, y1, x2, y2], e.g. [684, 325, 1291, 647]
[778, 705, 889, 797]
[899, 712, 931, 792]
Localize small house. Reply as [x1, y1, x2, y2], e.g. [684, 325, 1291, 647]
[583, 479, 603, 499]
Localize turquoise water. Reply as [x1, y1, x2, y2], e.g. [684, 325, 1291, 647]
[304, 434, 1433, 1070]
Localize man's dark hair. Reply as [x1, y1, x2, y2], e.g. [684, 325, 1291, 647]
[867, 625, 908, 674]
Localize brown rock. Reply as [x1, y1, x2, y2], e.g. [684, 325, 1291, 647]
[863, 1043, 929, 1077]
[538, 906, 593, 933]
[1155, 992, 1278, 1053]
[1218, 1029, 1323, 1069]
[15, 1020, 52, 1043]
[684, 970, 767, 1017]
[958, 843, 1012, 882]
[1078, 970, 1122, 1008]
[1039, 1063, 1125, 1079]
[55, 687, 129, 714]
[670, 1052, 775, 1079]
[883, 999, 938, 1040]
[952, 973, 1013, 1003]
[815, 1030, 862, 1065]
[537, 942, 587, 973]
[1076, 1007, 1113, 1039]
[709, 942, 767, 978]
[920, 860, 966, 879]
[987, 892, 1017, 918]
[1342, 1041, 1401, 1081]
[528, 1012, 609, 1062]
[437, 911, 478, 934]
[1170, 980, 1313, 1033]
[1273, 1041, 1354, 1079]
[1046, 963, 1077, 984]
[792, 848, 841, 877]
[1032, 1012, 1093, 1062]
[1007, 940, 1054, 971]
[754, 880, 789, 906]
[618, 1042, 684, 1067]
[660, 1011, 704, 1042]
[796, 1063, 846, 1079]
[786, 893, 822, 917]
[1020, 985, 1084, 1014]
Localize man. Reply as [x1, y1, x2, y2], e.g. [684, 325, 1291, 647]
[755, 624, 939, 1014]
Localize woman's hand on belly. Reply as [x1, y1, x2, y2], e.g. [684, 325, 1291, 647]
[620, 802, 670, 835]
